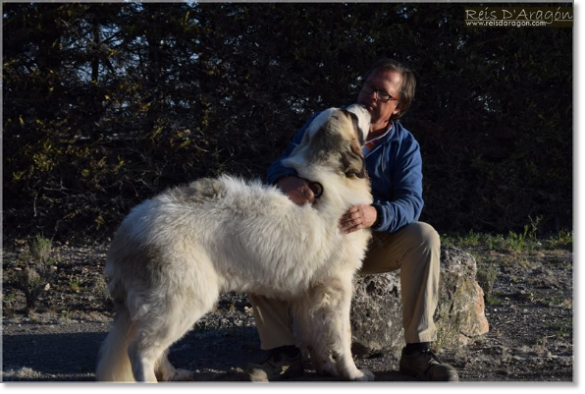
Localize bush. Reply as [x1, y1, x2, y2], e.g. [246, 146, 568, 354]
[11, 235, 56, 310]
[3, 3, 572, 242]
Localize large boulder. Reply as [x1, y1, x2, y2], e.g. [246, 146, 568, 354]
[350, 246, 489, 356]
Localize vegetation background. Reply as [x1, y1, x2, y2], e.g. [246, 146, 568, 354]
[3, 2, 573, 243]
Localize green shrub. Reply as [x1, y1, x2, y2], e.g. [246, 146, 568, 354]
[12, 235, 55, 310]
[476, 257, 498, 301]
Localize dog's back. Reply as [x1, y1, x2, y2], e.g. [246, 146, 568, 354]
[106, 175, 366, 299]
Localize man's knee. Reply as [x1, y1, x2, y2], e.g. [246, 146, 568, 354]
[400, 223, 441, 294]
[403, 222, 441, 250]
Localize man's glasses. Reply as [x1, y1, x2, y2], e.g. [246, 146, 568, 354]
[361, 83, 399, 103]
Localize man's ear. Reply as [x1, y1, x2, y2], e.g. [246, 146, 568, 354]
[393, 104, 402, 117]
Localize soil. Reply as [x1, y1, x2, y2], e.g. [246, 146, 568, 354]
[1, 241, 574, 382]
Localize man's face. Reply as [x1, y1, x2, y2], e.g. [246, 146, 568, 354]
[357, 68, 403, 126]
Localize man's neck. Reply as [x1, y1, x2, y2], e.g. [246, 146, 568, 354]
[367, 121, 392, 141]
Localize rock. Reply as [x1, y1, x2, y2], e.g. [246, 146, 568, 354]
[350, 273, 403, 357]
[438, 247, 490, 339]
[350, 246, 489, 356]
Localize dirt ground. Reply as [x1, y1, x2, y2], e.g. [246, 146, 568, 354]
[1, 242, 574, 382]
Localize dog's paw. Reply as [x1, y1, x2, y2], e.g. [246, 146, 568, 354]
[352, 368, 375, 381]
[247, 367, 269, 382]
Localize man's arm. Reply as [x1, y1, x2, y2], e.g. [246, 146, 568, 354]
[371, 136, 424, 233]
[266, 113, 319, 184]
[267, 112, 321, 205]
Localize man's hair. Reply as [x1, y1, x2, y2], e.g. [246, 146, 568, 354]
[362, 58, 416, 121]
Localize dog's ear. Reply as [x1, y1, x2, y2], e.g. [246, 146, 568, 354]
[306, 122, 342, 164]
[340, 139, 366, 179]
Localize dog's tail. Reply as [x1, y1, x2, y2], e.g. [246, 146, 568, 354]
[95, 303, 136, 382]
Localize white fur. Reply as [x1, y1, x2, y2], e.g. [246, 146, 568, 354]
[95, 108, 374, 382]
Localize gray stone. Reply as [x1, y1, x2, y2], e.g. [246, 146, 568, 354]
[350, 246, 489, 356]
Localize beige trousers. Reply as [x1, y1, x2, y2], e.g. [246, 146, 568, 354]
[249, 222, 440, 349]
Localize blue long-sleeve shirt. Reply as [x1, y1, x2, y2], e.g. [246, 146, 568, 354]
[267, 113, 424, 234]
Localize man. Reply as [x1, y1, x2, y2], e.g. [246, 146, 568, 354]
[248, 59, 459, 381]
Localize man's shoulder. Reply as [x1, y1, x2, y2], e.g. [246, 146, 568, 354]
[390, 121, 419, 146]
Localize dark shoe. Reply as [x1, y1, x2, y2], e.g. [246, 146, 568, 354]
[247, 346, 304, 381]
[399, 348, 459, 381]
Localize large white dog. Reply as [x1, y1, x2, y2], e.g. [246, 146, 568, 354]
[96, 105, 374, 382]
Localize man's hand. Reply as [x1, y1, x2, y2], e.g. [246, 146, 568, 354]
[276, 176, 315, 205]
[339, 204, 378, 234]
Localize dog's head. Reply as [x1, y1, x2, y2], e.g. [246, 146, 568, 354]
[290, 106, 371, 179]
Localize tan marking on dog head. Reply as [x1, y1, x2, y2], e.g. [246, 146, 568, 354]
[301, 109, 367, 179]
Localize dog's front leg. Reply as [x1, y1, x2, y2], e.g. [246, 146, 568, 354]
[327, 277, 374, 381]
[294, 275, 374, 381]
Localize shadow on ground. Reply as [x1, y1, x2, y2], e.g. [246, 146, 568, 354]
[2, 324, 414, 382]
